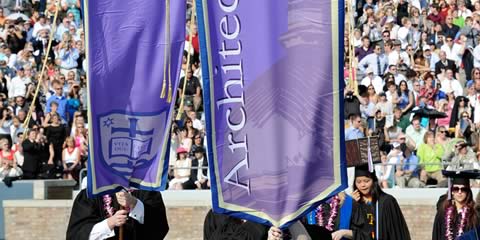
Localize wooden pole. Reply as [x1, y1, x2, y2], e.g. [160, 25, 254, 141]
[23, 0, 61, 138]
[176, 0, 196, 120]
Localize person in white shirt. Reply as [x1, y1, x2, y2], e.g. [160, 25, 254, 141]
[458, 2, 472, 19]
[440, 35, 466, 66]
[32, 14, 51, 39]
[358, 44, 389, 77]
[441, 69, 464, 97]
[8, 68, 29, 98]
[360, 67, 383, 93]
[386, 64, 407, 84]
[55, 17, 73, 41]
[397, 17, 412, 50]
[423, 45, 440, 71]
[389, 40, 411, 68]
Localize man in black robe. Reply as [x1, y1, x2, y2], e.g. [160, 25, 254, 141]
[66, 189, 169, 240]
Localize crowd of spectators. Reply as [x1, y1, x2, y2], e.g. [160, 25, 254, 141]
[167, 1, 209, 190]
[345, 0, 480, 188]
[0, 0, 88, 185]
[0, 0, 209, 190]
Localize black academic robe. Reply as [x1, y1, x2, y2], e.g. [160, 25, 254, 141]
[350, 193, 411, 240]
[66, 189, 169, 240]
[203, 209, 268, 240]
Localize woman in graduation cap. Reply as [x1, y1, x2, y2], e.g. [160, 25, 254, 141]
[331, 164, 411, 240]
[66, 189, 169, 240]
[432, 174, 479, 240]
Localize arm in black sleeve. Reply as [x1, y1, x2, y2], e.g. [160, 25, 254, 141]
[66, 190, 104, 240]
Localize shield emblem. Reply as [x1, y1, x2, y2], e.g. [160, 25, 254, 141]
[98, 111, 167, 178]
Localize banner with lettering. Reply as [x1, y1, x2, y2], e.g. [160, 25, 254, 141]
[197, 0, 346, 227]
[85, 0, 185, 196]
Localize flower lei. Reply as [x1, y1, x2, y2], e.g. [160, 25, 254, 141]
[316, 195, 341, 231]
[102, 189, 134, 217]
[102, 194, 114, 217]
[458, 207, 469, 237]
[445, 205, 469, 240]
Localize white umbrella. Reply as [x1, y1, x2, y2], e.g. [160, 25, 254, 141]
[6, 13, 29, 21]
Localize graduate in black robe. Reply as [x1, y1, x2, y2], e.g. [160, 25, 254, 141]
[432, 175, 479, 240]
[66, 189, 169, 240]
[203, 209, 268, 240]
[332, 165, 411, 240]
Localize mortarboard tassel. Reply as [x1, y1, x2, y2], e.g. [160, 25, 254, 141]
[367, 136, 374, 172]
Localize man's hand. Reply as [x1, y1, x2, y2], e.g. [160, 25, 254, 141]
[116, 191, 137, 210]
[107, 210, 128, 230]
[267, 226, 283, 240]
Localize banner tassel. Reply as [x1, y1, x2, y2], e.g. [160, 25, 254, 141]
[160, 0, 170, 99]
[176, 0, 196, 119]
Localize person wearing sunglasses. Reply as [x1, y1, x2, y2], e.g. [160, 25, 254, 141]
[432, 175, 478, 240]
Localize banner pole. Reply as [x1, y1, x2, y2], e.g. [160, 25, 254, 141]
[176, 0, 196, 120]
[23, 0, 60, 137]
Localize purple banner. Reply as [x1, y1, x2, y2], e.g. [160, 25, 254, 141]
[197, 0, 346, 226]
[85, 0, 185, 196]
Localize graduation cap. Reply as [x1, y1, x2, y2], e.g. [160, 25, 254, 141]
[354, 163, 378, 181]
[442, 170, 480, 199]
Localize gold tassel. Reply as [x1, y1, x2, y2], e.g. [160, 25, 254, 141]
[167, 53, 172, 102]
[176, 0, 196, 120]
[160, 0, 170, 99]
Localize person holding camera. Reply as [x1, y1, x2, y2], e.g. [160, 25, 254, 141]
[58, 32, 79, 77]
[6, 22, 26, 54]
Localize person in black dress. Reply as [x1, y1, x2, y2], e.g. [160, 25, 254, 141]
[44, 113, 66, 176]
[21, 129, 41, 179]
[66, 189, 169, 240]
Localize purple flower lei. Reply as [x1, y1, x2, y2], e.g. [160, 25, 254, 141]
[457, 207, 469, 237]
[445, 205, 469, 240]
[316, 195, 341, 231]
[103, 194, 115, 218]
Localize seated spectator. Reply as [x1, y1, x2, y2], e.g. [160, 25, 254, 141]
[446, 140, 479, 171]
[406, 117, 427, 149]
[178, 127, 192, 153]
[62, 136, 80, 180]
[455, 111, 475, 145]
[376, 92, 393, 116]
[345, 114, 365, 140]
[168, 147, 192, 190]
[376, 150, 397, 188]
[395, 134, 425, 188]
[0, 138, 21, 180]
[418, 131, 446, 186]
[178, 67, 202, 111]
[187, 110, 203, 131]
[182, 147, 208, 190]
